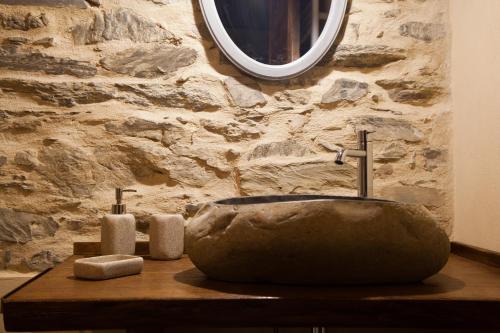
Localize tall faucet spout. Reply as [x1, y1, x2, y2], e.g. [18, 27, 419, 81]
[335, 149, 366, 165]
[357, 130, 373, 198]
[333, 131, 373, 198]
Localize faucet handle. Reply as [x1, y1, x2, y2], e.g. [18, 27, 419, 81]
[357, 130, 375, 143]
[357, 129, 375, 135]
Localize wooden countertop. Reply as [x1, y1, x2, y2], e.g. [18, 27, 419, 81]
[3, 253, 500, 331]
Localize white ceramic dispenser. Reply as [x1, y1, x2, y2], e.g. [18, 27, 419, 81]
[149, 214, 185, 260]
[101, 188, 137, 255]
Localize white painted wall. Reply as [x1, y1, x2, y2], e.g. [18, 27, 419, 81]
[451, 0, 500, 252]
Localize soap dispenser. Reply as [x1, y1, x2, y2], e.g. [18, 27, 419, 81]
[101, 188, 137, 255]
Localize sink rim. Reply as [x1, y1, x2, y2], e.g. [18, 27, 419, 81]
[213, 194, 395, 206]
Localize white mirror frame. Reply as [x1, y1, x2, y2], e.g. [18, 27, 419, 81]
[199, 0, 348, 80]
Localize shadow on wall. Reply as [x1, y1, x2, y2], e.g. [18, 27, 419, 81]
[189, 0, 353, 88]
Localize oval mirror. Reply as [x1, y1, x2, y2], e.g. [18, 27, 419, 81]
[199, 0, 348, 80]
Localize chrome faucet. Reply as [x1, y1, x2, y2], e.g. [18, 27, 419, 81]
[334, 130, 373, 198]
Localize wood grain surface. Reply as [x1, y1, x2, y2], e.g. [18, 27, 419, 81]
[2, 254, 500, 331]
[451, 242, 500, 268]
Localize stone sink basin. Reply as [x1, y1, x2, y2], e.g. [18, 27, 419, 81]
[185, 195, 450, 285]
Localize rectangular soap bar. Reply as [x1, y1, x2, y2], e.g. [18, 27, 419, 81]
[73, 255, 143, 280]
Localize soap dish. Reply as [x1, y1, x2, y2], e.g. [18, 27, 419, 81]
[74, 255, 143, 280]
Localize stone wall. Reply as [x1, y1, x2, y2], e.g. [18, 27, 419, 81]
[0, 0, 451, 272]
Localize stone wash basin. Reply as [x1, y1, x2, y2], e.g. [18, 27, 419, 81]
[185, 195, 450, 285]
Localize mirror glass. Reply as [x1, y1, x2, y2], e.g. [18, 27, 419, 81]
[214, 0, 332, 65]
[199, 0, 347, 80]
